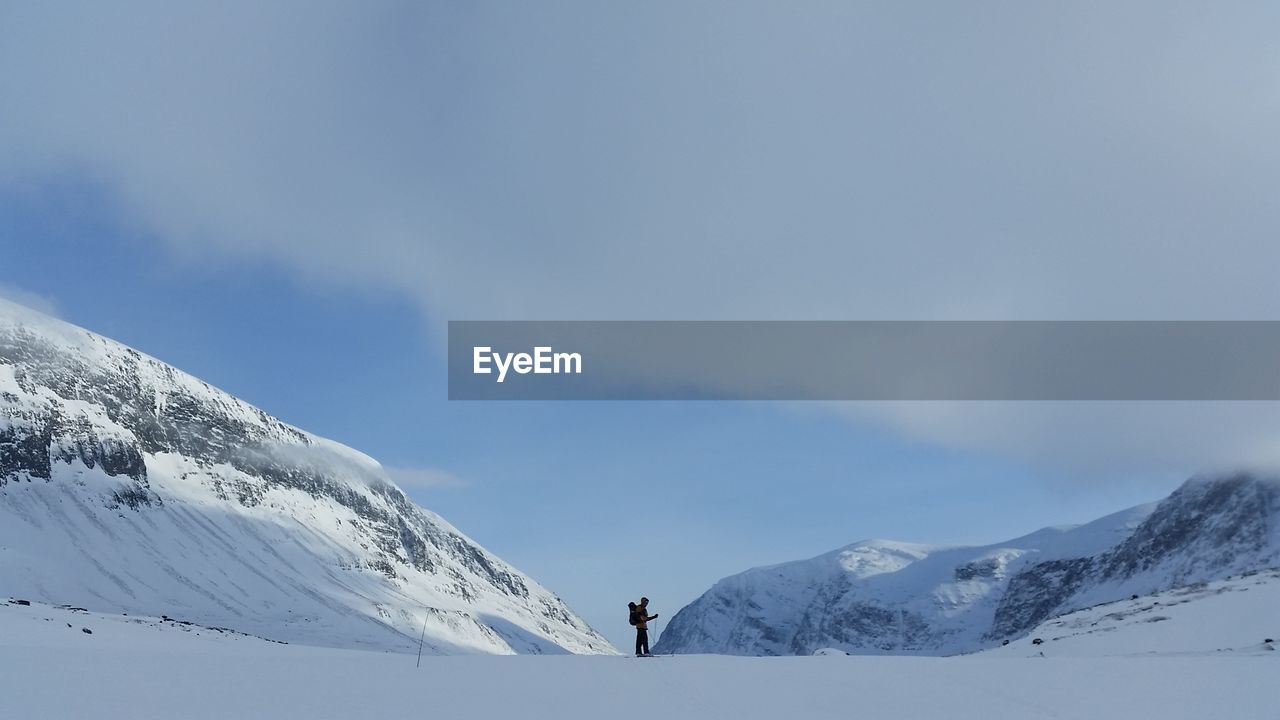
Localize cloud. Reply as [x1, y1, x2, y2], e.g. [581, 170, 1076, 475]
[823, 401, 1280, 477]
[1, 2, 1279, 475]
[229, 439, 466, 491]
[0, 284, 60, 317]
[383, 466, 468, 490]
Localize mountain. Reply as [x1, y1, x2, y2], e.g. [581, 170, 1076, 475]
[986, 567, 1279, 657]
[655, 474, 1280, 656]
[0, 298, 615, 655]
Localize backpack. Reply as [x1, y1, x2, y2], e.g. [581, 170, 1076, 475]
[628, 608, 640, 626]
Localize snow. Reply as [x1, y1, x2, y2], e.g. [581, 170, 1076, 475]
[0, 296, 614, 656]
[988, 569, 1280, 658]
[659, 475, 1280, 656]
[3, 295, 1275, 716]
[0, 599, 1272, 720]
[0, 449, 609, 654]
[657, 503, 1158, 655]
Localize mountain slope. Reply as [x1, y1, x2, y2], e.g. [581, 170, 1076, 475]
[655, 474, 1279, 656]
[985, 568, 1279, 658]
[0, 298, 615, 655]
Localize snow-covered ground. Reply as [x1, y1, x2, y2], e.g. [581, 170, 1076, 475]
[1, 598, 1273, 719]
[989, 568, 1280, 658]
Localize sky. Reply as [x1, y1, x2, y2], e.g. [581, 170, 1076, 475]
[2, 1, 1279, 651]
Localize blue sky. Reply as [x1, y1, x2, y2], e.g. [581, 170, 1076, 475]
[3, 2, 1279, 650]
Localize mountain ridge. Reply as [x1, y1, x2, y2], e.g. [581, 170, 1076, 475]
[655, 474, 1278, 656]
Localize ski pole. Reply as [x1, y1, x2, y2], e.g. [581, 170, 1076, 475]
[416, 610, 428, 668]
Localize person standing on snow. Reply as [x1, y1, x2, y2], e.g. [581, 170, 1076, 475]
[629, 597, 658, 656]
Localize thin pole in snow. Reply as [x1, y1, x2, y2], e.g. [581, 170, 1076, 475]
[416, 611, 429, 668]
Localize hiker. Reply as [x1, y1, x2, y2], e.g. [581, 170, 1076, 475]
[629, 596, 658, 656]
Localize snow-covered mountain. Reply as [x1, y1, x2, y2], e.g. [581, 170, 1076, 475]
[0, 298, 614, 655]
[986, 568, 1279, 658]
[655, 474, 1280, 656]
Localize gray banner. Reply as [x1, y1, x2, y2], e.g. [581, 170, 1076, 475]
[448, 321, 1280, 400]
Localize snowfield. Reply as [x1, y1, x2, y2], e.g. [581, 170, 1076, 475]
[990, 568, 1280, 658]
[1, 598, 1273, 720]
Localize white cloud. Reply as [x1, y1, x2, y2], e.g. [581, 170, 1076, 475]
[383, 466, 468, 490]
[822, 401, 1280, 477]
[0, 284, 59, 317]
[1, 2, 1279, 476]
